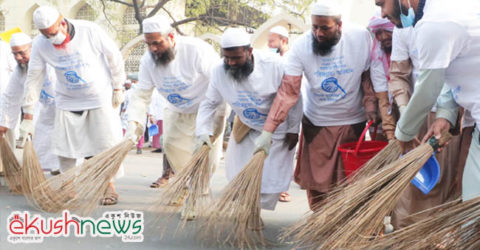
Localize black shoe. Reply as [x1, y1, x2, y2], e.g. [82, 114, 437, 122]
[50, 169, 60, 176]
[136, 149, 142, 154]
[152, 148, 163, 153]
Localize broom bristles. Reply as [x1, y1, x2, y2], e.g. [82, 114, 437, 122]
[31, 139, 134, 215]
[280, 139, 402, 245]
[199, 150, 267, 249]
[20, 140, 63, 212]
[1, 136, 23, 194]
[283, 132, 451, 249]
[151, 144, 212, 231]
[368, 196, 480, 249]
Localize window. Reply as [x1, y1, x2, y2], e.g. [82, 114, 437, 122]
[75, 4, 97, 21]
[125, 42, 147, 73]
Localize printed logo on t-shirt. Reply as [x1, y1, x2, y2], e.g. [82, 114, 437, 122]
[243, 108, 268, 125]
[39, 89, 55, 105]
[316, 77, 347, 101]
[64, 71, 89, 90]
[167, 93, 192, 107]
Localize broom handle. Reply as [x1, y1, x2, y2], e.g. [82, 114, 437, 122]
[295, 129, 304, 169]
[354, 120, 375, 156]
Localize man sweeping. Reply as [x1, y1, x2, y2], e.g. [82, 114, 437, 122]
[0, 32, 60, 172]
[254, 0, 378, 210]
[266, 25, 297, 203]
[19, 6, 125, 205]
[375, 0, 480, 203]
[197, 27, 302, 218]
[125, 15, 226, 219]
[383, 18, 471, 229]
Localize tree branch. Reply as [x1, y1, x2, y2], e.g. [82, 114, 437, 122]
[161, 7, 185, 35]
[171, 15, 252, 28]
[147, 0, 169, 18]
[108, 0, 133, 7]
[100, 0, 119, 32]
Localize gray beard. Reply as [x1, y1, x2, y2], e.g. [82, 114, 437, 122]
[19, 63, 28, 73]
[151, 48, 175, 66]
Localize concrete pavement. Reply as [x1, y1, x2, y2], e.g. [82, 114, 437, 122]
[0, 147, 311, 249]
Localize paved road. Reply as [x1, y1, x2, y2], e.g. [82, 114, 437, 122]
[0, 147, 311, 249]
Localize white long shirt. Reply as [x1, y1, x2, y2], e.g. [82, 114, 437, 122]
[0, 41, 16, 95]
[285, 25, 372, 126]
[196, 50, 302, 138]
[415, 0, 480, 126]
[136, 36, 219, 114]
[0, 65, 56, 129]
[23, 19, 125, 111]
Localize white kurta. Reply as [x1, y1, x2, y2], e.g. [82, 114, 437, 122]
[33, 67, 60, 170]
[129, 36, 223, 171]
[196, 50, 302, 196]
[0, 41, 16, 96]
[22, 19, 125, 158]
[285, 25, 372, 126]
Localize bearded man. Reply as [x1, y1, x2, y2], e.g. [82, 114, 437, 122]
[254, 0, 379, 210]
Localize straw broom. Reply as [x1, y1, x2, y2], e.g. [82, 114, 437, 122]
[367, 196, 480, 249]
[31, 139, 134, 215]
[20, 139, 64, 212]
[281, 139, 402, 246]
[0, 136, 23, 194]
[152, 144, 211, 229]
[316, 132, 451, 249]
[199, 150, 267, 249]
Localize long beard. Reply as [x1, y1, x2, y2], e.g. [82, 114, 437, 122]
[151, 48, 175, 66]
[382, 44, 392, 54]
[312, 31, 341, 56]
[223, 57, 254, 82]
[19, 63, 28, 73]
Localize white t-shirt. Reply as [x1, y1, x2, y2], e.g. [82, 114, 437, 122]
[137, 36, 219, 114]
[285, 25, 372, 126]
[0, 66, 55, 129]
[25, 19, 125, 111]
[149, 90, 165, 121]
[391, 27, 419, 89]
[414, 0, 480, 126]
[196, 50, 302, 137]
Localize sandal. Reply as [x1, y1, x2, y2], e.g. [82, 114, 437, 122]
[101, 187, 119, 206]
[150, 177, 169, 188]
[279, 192, 291, 202]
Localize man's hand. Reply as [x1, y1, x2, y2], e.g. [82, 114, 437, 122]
[125, 121, 143, 143]
[112, 89, 125, 109]
[195, 134, 213, 152]
[366, 111, 380, 124]
[398, 137, 421, 154]
[254, 130, 273, 155]
[19, 118, 34, 147]
[284, 133, 299, 151]
[0, 126, 8, 137]
[421, 118, 452, 152]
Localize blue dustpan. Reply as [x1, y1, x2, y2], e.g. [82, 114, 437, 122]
[411, 154, 440, 195]
[148, 124, 159, 137]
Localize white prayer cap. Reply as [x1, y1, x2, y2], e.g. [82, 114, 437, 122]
[220, 28, 251, 48]
[142, 15, 172, 34]
[311, 0, 342, 17]
[10, 33, 32, 47]
[33, 6, 61, 29]
[269, 26, 289, 38]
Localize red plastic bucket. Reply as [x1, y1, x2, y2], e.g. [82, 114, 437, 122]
[338, 121, 388, 178]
